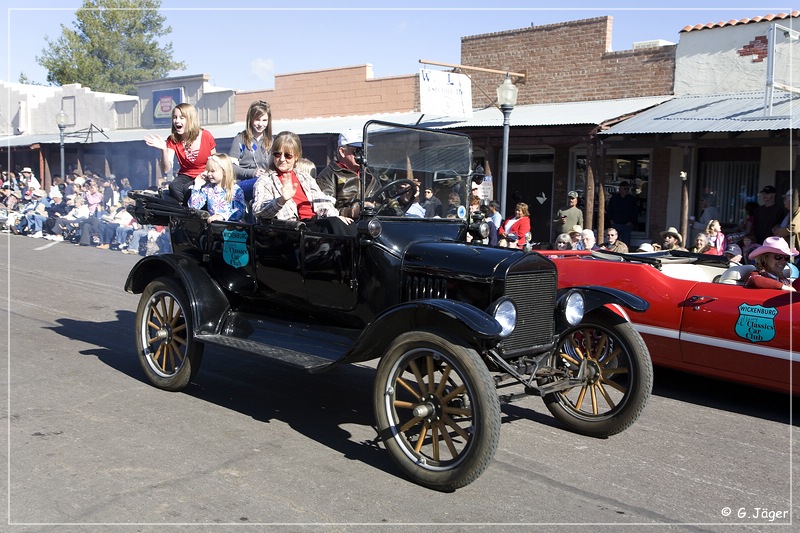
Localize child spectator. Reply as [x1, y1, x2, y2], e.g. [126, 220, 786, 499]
[705, 219, 726, 255]
[741, 234, 758, 264]
[83, 180, 104, 219]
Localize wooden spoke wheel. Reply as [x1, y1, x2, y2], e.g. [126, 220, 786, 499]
[374, 331, 500, 492]
[544, 310, 652, 437]
[135, 277, 203, 391]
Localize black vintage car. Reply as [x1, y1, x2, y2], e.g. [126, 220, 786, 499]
[126, 121, 652, 491]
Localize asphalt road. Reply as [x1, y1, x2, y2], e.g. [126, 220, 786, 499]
[1, 234, 797, 532]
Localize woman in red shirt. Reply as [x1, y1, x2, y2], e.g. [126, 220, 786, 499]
[144, 103, 216, 204]
[498, 202, 531, 249]
[252, 131, 353, 236]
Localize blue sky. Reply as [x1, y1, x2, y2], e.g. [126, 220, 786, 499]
[3, 1, 794, 91]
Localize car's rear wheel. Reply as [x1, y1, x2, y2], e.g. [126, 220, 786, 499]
[543, 309, 652, 437]
[374, 331, 500, 492]
[135, 277, 203, 391]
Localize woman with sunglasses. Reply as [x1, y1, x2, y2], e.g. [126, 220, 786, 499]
[745, 236, 799, 291]
[252, 131, 353, 234]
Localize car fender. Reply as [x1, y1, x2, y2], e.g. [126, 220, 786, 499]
[324, 299, 503, 369]
[124, 254, 230, 334]
[561, 285, 649, 315]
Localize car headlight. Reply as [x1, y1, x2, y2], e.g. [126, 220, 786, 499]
[478, 221, 489, 239]
[489, 297, 517, 338]
[367, 218, 382, 238]
[469, 221, 490, 241]
[561, 289, 584, 327]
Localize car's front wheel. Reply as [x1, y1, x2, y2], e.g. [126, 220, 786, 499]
[135, 277, 204, 391]
[543, 309, 652, 437]
[374, 331, 500, 492]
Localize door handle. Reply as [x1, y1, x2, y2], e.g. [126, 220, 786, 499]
[685, 295, 717, 309]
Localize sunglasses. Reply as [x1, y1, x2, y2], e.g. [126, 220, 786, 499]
[771, 254, 790, 261]
[272, 151, 295, 160]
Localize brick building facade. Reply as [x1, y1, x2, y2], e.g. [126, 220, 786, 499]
[235, 65, 418, 121]
[461, 17, 675, 108]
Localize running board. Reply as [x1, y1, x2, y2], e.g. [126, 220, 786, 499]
[195, 334, 338, 372]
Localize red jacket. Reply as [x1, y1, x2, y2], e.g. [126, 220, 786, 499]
[499, 216, 531, 248]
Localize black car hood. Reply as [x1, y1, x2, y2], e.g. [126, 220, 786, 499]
[402, 241, 550, 280]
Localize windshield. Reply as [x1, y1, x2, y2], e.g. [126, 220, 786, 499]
[362, 121, 474, 220]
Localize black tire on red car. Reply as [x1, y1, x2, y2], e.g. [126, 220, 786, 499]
[543, 309, 653, 438]
[135, 277, 204, 391]
[373, 331, 501, 492]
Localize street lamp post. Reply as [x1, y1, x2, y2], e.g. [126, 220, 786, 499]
[56, 109, 69, 181]
[496, 74, 518, 218]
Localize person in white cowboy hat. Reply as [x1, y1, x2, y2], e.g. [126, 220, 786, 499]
[568, 224, 583, 249]
[19, 167, 41, 191]
[744, 236, 799, 291]
[660, 226, 686, 251]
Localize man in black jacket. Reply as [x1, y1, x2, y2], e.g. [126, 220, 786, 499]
[316, 129, 378, 219]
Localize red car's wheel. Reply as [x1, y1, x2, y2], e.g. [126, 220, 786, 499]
[544, 309, 652, 437]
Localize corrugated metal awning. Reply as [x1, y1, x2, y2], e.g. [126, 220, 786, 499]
[430, 95, 673, 128]
[600, 91, 799, 135]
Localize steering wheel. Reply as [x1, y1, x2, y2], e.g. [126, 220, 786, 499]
[365, 179, 417, 211]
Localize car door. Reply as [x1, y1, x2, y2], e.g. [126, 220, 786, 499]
[205, 220, 258, 295]
[679, 281, 796, 391]
[302, 231, 358, 311]
[252, 219, 305, 303]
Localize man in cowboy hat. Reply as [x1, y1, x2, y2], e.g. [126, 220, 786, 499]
[568, 224, 584, 250]
[745, 236, 799, 291]
[660, 226, 686, 251]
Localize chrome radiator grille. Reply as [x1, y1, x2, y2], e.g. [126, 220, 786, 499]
[503, 271, 556, 353]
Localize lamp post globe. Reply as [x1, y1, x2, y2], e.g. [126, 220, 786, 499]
[496, 75, 518, 219]
[56, 110, 68, 181]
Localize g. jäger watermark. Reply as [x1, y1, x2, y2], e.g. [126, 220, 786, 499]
[721, 507, 789, 522]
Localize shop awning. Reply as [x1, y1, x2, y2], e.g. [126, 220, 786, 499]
[599, 90, 799, 135]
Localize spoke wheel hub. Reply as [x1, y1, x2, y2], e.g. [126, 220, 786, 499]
[584, 358, 602, 384]
[154, 321, 173, 343]
[414, 394, 442, 424]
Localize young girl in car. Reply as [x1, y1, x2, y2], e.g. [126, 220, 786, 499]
[188, 153, 246, 222]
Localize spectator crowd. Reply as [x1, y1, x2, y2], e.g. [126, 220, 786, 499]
[3, 99, 798, 272]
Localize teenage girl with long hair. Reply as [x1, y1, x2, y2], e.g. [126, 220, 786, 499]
[144, 102, 217, 204]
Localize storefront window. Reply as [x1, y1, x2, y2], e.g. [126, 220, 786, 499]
[574, 152, 650, 236]
[697, 161, 759, 229]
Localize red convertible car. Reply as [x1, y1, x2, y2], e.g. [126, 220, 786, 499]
[540, 249, 798, 395]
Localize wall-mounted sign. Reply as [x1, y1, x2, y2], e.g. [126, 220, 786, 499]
[419, 69, 473, 120]
[152, 88, 184, 126]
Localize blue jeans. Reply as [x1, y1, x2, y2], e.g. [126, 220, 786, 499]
[25, 213, 47, 232]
